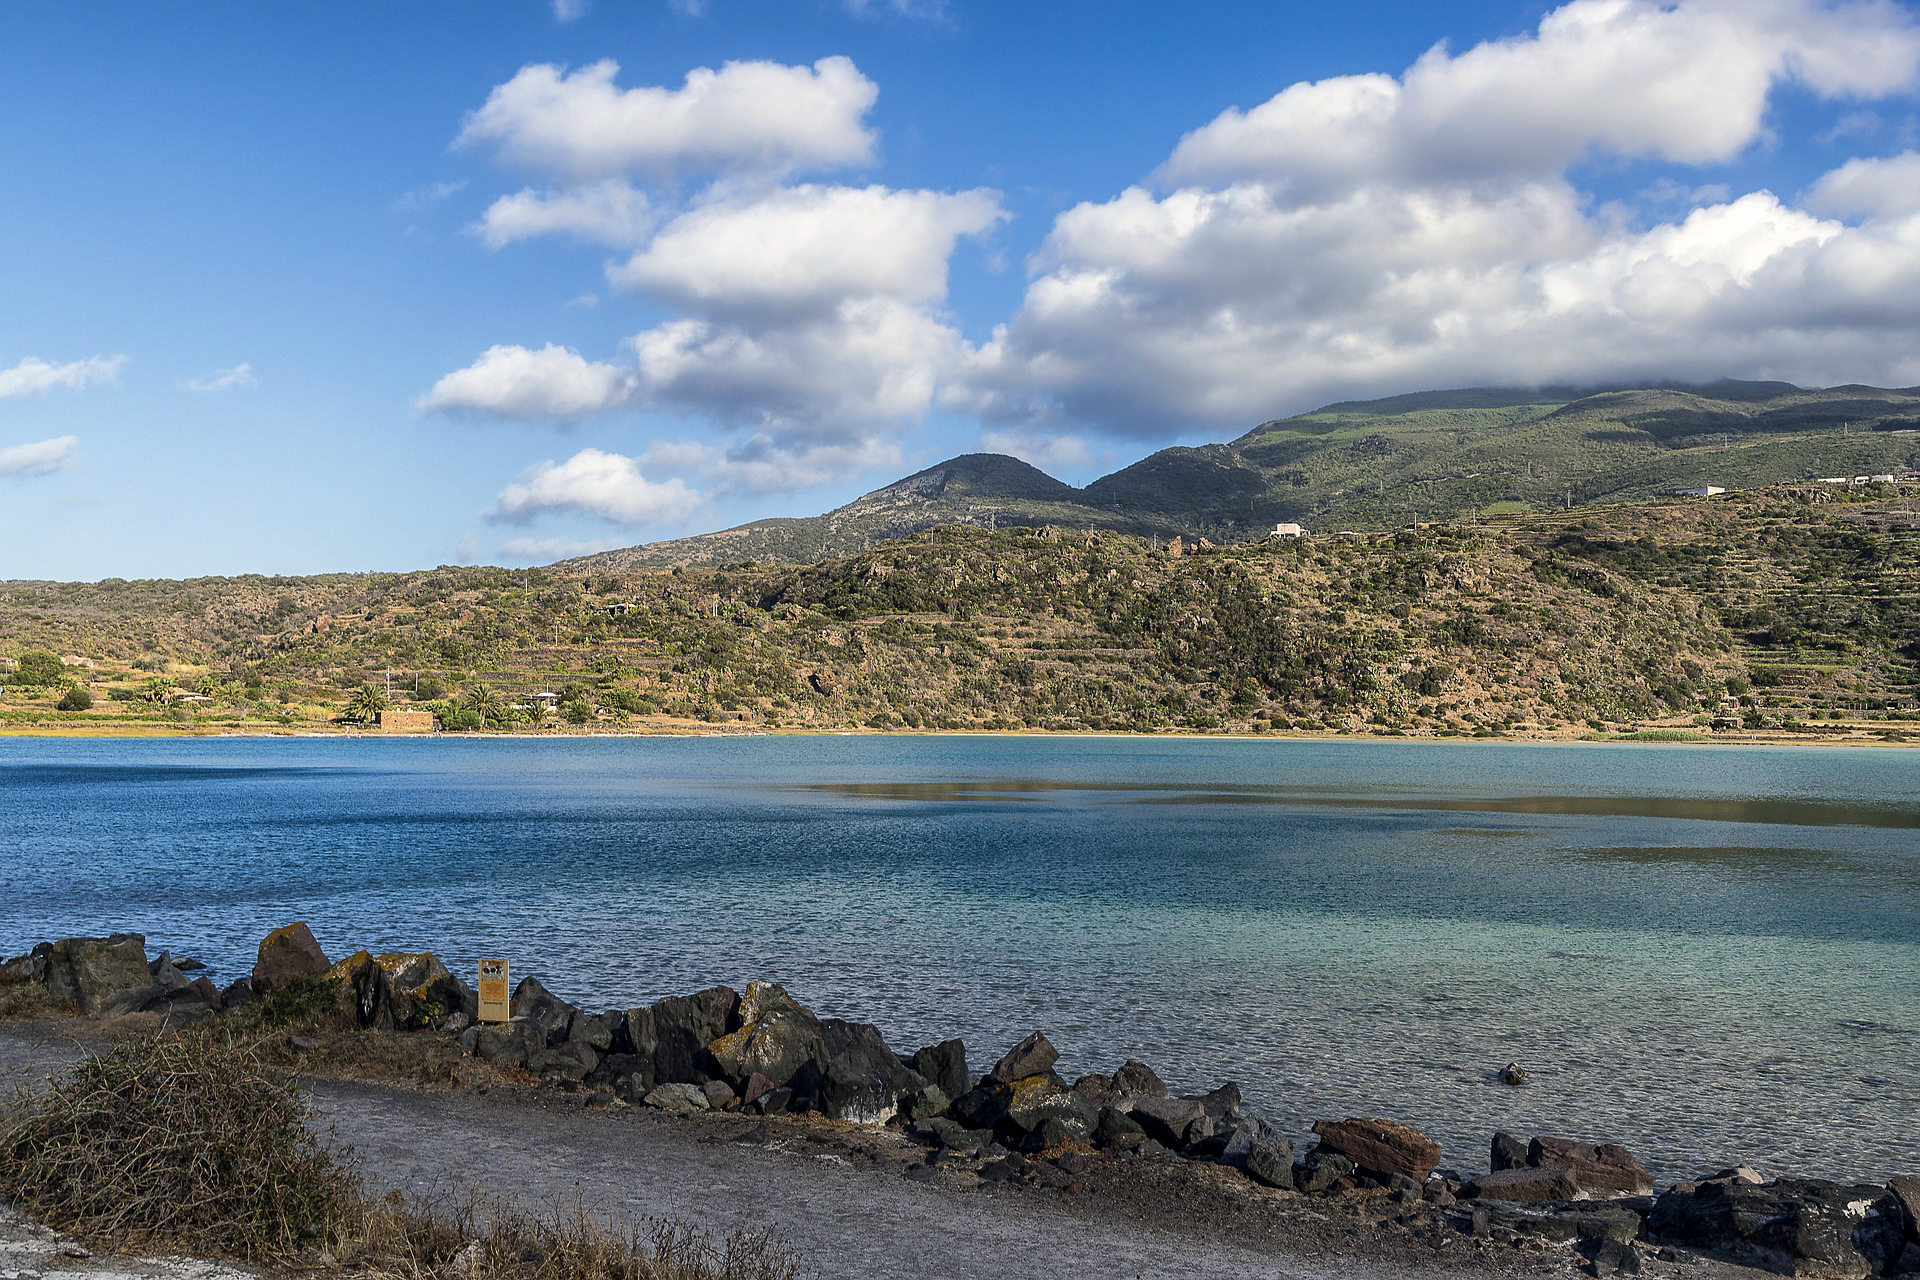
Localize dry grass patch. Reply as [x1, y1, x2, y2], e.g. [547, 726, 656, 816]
[0, 1031, 809, 1280]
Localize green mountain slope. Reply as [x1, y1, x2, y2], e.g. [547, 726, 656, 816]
[565, 382, 1920, 570]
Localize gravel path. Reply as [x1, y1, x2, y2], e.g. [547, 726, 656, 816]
[0, 1024, 1773, 1280]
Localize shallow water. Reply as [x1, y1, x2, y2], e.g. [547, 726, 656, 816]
[2, 735, 1915, 1182]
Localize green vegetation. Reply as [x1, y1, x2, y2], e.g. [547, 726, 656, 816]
[2, 483, 1915, 739]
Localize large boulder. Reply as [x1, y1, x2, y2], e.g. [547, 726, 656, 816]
[1131, 1095, 1212, 1150]
[375, 953, 468, 1030]
[1649, 1179, 1907, 1278]
[1311, 1117, 1442, 1182]
[988, 1031, 1058, 1084]
[251, 924, 330, 993]
[323, 950, 392, 1028]
[1529, 1137, 1654, 1197]
[806, 1019, 926, 1124]
[510, 977, 578, 1047]
[44, 934, 152, 1016]
[910, 1039, 969, 1100]
[1888, 1177, 1920, 1242]
[625, 985, 739, 1089]
[949, 1072, 1095, 1150]
[1111, 1060, 1169, 1101]
[706, 983, 822, 1093]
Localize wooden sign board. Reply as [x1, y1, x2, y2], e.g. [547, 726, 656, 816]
[477, 958, 510, 1024]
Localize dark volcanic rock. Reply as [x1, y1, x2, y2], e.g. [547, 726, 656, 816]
[627, 985, 739, 1089]
[1311, 1117, 1442, 1181]
[1131, 1096, 1211, 1150]
[1467, 1165, 1584, 1203]
[1492, 1131, 1530, 1171]
[1297, 1149, 1357, 1194]
[988, 1031, 1058, 1084]
[810, 1018, 927, 1124]
[511, 977, 579, 1048]
[1111, 1060, 1169, 1100]
[326, 950, 394, 1030]
[910, 1039, 969, 1101]
[251, 923, 329, 993]
[1649, 1178, 1906, 1278]
[1069, 1073, 1116, 1111]
[1093, 1106, 1146, 1152]
[1244, 1140, 1295, 1189]
[1530, 1137, 1654, 1197]
[950, 1072, 1094, 1148]
[1, 943, 50, 985]
[1196, 1082, 1243, 1124]
[45, 934, 151, 1016]
[704, 982, 821, 1093]
[529, 1040, 598, 1083]
[1889, 1176, 1920, 1241]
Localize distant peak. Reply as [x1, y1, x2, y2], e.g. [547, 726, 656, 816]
[859, 453, 1078, 505]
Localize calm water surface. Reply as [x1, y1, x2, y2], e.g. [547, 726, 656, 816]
[2, 735, 1915, 1182]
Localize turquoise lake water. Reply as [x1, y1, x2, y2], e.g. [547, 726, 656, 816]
[2, 735, 1915, 1181]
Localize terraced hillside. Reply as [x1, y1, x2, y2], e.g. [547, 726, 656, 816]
[569, 381, 1920, 570]
[4, 486, 1917, 740]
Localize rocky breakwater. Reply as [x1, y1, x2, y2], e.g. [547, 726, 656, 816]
[6, 926, 1920, 1280]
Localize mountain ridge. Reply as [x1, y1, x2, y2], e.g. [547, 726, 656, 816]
[561, 380, 1920, 570]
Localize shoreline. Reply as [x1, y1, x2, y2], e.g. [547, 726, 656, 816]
[1, 724, 1914, 749]
[4, 927, 1917, 1280]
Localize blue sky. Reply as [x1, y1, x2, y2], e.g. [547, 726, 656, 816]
[5, 0, 1920, 581]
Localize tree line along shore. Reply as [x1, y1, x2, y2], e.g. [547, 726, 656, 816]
[3, 926, 1918, 1280]
[1, 486, 1917, 742]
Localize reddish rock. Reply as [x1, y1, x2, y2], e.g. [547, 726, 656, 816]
[1531, 1137, 1654, 1197]
[1311, 1117, 1443, 1181]
[252, 923, 330, 992]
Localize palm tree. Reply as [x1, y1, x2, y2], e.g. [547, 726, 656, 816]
[343, 684, 390, 724]
[461, 684, 505, 729]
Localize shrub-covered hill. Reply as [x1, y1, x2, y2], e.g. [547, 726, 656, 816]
[2, 486, 1916, 737]
[567, 382, 1920, 570]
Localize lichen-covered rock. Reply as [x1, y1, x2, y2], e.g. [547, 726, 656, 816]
[375, 952, 467, 1030]
[44, 934, 152, 1016]
[706, 982, 823, 1092]
[1311, 1117, 1442, 1182]
[251, 924, 329, 993]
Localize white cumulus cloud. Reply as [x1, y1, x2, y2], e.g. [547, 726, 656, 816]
[640, 433, 901, 494]
[478, 181, 653, 249]
[457, 57, 878, 182]
[420, 344, 633, 420]
[0, 435, 79, 477]
[0, 355, 125, 398]
[492, 447, 702, 525]
[953, 0, 1920, 435]
[610, 184, 1002, 317]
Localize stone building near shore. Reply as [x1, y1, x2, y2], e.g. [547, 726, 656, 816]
[377, 708, 435, 734]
